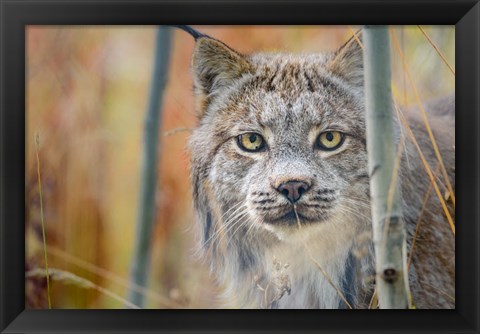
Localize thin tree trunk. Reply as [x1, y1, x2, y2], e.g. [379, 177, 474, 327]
[363, 26, 409, 309]
[128, 26, 172, 308]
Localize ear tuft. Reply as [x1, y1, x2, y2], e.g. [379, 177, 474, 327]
[326, 32, 364, 86]
[192, 37, 251, 98]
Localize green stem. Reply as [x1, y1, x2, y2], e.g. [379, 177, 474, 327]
[363, 26, 409, 309]
[127, 26, 172, 308]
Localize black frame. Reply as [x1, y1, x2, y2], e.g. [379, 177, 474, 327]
[1, 0, 479, 333]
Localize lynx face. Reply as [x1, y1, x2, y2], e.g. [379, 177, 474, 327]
[189, 36, 370, 240]
[186, 29, 454, 309]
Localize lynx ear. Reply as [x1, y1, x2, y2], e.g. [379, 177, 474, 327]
[327, 32, 364, 86]
[192, 37, 251, 98]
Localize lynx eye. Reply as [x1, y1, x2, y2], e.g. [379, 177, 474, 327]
[316, 131, 344, 151]
[237, 133, 265, 152]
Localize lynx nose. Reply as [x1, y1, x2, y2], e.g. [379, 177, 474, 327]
[276, 181, 311, 203]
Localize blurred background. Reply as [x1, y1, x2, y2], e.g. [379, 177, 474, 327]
[25, 25, 454, 309]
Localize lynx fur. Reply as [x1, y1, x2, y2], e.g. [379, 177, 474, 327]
[185, 29, 455, 309]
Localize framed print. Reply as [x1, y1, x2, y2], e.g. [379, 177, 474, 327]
[1, 0, 479, 333]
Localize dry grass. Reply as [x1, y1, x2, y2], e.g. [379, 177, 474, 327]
[46, 245, 183, 308]
[26, 268, 140, 309]
[417, 25, 455, 76]
[390, 29, 456, 213]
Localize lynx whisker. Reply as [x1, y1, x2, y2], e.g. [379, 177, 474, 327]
[198, 205, 248, 251]
[245, 217, 260, 241]
[220, 201, 245, 221]
[336, 205, 371, 222]
[207, 210, 250, 248]
[225, 215, 252, 245]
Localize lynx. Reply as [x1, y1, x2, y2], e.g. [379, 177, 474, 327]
[181, 26, 455, 309]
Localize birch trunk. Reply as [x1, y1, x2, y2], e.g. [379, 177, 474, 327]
[128, 26, 172, 308]
[363, 26, 410, 309]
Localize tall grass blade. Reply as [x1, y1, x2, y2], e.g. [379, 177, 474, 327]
[35, 133, 52, 309]
[417, 25, 455, 76]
